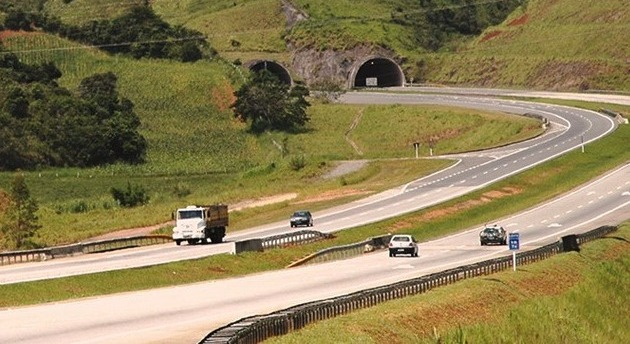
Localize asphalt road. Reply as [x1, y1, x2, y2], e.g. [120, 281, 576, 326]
[0, 90, 629, 344]
[0, 92, 618, 284]
[1, 162, 628, 344]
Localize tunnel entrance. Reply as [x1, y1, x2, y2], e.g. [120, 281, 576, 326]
[351, 57, 405, 88]
[248, 60, 292, 86]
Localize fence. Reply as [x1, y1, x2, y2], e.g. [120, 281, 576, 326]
[0, 235, 172, 266]
[198, 225, 618, 344]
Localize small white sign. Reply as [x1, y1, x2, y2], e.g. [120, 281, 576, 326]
[366, 77, 378, 87]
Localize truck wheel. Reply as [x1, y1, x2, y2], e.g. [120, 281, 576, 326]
[210, 235, 223, 244]
[187, 240, 196, 245]
[175, 240, 181, 246]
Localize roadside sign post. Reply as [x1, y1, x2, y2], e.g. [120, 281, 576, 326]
[509, 232, 520, 271]
[413, 142, 420, 158]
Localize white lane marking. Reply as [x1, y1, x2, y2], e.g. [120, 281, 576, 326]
[548, 223, 562, 227]
[392, 264, 415, 269]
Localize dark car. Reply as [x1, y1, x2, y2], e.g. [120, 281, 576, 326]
[290, 210, 313, 227]
[479, 224, 507, 245]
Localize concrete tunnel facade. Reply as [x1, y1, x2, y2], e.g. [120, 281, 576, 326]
[247, 60, 293, 86]
[350, 56, 405, 88]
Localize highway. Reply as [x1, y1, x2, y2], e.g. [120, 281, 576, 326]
[0, 91, 628, 344]
[0, 92, 618, 284]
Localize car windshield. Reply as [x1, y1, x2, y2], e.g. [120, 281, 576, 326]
[484, 228, 500, 234]
[293, 212, 309, 217]
[392, 236, 410, 242]
[178, 210, 203, 220]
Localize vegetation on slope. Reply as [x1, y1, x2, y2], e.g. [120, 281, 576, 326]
[0, 31, 542, 248]
[6, 0, 628, 91]
[421, 0, 630, 90]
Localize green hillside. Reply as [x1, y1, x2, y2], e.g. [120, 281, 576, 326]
[27, 0, 630, 90]
[424, 0, 630, 90]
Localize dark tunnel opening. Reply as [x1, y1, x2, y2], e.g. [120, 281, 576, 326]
[353, 58, 404, 88]
[249, 61, 292, 86]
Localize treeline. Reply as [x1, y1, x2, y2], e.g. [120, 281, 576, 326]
[0, 4, 212, 62]
[391, 0, 522, 51]
[0, 51, 147, 170]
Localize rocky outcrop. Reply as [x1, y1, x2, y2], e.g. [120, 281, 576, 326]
[280, 1, 401, 88]
[281, 0, 308, 28]
[290, 45, 401, 87]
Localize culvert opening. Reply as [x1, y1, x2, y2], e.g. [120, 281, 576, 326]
[353, 58, 404, 88]
[249, 60, 292, 86]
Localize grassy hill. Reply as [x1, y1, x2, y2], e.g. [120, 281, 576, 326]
[424, 0, 630, 90]
[31, 0, 630, 91]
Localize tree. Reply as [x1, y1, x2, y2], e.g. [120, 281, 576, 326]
[0, 173, 41, 249]
[232, 70, 310, 133]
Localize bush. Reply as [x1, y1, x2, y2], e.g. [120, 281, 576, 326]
[289, 155, 306, 171]
[110, 182, 150, 208]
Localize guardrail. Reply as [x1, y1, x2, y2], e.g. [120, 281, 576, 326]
[262, 230, 334, 250]
[600, 108, 628, 124]
[198, 225, 618, 344]
[287, 234, 392, 267]
[0, 229, 335, 266]
[0, 235, 172, 266]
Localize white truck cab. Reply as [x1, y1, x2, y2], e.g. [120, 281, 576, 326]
[172, 205, 228, 245]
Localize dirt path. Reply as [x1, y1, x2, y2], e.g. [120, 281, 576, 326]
[90, 159, 367, 241]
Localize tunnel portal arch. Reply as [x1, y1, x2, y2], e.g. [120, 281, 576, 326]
[350, 57, 405, 88]
[248, 60, 292, 86]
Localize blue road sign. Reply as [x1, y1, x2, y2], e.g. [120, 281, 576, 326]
[509, 232, 520, 250]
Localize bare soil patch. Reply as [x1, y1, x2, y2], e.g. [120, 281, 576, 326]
[508, 14, 529, 26]
[388, 187, 522, 232]
[480, 30, 503, 42]
[294, 188, 372, 204]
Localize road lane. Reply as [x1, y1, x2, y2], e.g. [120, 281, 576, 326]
[1, 163, 628, 344]
[0, 93, 619, 284]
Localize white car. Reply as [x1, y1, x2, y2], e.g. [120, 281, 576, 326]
[388, 234, 419, 257]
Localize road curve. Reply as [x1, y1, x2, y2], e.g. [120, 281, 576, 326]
[0, 91, 629, 344]
[0, 92, 618, 284]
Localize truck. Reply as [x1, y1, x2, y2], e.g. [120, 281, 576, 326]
[172, 204, 228, 245]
